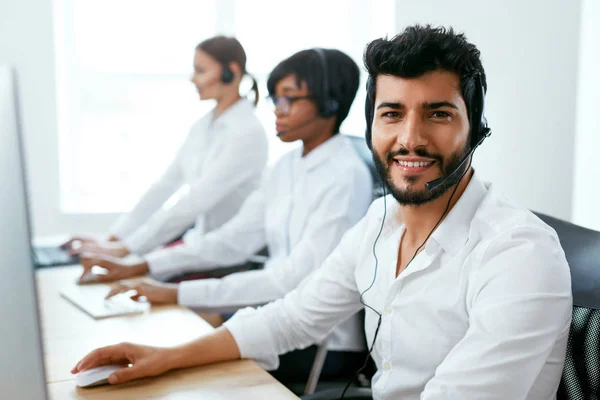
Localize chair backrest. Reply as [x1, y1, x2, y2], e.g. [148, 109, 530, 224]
[344, 134, 383, 198]
[533, 212, 600, 399]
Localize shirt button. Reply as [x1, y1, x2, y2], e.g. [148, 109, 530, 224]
[384, 306, 392, 315]
[383, 362, 392, 371]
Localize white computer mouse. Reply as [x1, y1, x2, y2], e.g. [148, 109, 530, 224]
[75, 364, 125, 387]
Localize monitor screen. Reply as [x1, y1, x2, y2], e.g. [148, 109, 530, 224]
[0, 65, 48, 399]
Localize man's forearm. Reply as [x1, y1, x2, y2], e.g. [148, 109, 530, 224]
[164, 327, 242, 371]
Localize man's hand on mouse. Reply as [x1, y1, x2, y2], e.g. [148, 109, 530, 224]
[71, 343, 172, 385]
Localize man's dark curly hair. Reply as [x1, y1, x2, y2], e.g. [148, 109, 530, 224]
[364, 25, 487, 148]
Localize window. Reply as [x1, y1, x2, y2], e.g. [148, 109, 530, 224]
[53, 0, 396, 213]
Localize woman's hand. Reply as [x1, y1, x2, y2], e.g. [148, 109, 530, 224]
[78, 254, 149, 284]
[74, 240, 131, 258]
[106, 281, 179, 305]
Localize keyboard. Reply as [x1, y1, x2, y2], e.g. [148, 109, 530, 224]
[32, 246, 79, 268]
[60, 283, 150, 319]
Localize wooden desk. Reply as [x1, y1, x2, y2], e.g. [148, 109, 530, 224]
[37, 266, 298, 399]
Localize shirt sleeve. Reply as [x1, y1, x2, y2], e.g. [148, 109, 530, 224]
[421, 227, 572, 399]
[177, 167, 373, 311]
[222, 214, 370, 370]
[109, 146, 184, 239]
[121, 123, 268, 254]
[144, 181, 268, 281]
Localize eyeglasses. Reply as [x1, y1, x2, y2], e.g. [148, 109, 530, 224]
[268, 95, 314, 115]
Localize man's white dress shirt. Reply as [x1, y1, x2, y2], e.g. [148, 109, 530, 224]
[224, 172, 572, 399]
[110, 98, 268, 255]
[146, 134, 374, 352]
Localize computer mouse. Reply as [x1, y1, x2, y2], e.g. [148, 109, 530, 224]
[75, 364, 125, 387]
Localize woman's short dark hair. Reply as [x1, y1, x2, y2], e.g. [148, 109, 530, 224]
[197, 36, 259, 106]
[364, 25, 487, 145]
[267, 48, 360, 134]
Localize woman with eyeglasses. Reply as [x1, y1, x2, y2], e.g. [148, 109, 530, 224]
[61, 36, 268, 260]
[75, 48, 373, 387]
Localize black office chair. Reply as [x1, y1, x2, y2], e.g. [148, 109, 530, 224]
[345, 134, 383, 199]
[533, 212, 600, 399]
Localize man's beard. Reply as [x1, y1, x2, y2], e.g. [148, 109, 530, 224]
[373, 145, 470, 206]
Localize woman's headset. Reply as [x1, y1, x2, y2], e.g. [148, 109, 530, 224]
[313, 48, 340, 118]
[220, 64, 234, 84]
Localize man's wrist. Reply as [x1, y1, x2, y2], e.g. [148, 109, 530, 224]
[162, 346, 185, 371]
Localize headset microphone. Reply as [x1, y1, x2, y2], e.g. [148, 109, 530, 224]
[276, 115, 321, 137]
[424, 127, 491, 191]
[425, 73, 491, 192]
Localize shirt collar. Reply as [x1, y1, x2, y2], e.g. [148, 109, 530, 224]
[211, 98, 253, 129]
[295, 134, 346, 172]
[380, 170, 488, 255]
[429, 170, 488, 255]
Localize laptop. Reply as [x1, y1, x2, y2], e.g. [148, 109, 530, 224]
[32, 246, 79, 268]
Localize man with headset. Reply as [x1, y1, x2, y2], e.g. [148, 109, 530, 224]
[76, 48, 373, 385]
[73, 26, 572, 399]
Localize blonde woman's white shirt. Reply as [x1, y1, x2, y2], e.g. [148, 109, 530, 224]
[110, 98, 268, 255]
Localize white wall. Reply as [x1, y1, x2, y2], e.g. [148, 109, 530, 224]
[0, 0, 117, 236]
[395, 0, 581, 220]
[572, 0, 600, 230]
[0, 0, 583, 235]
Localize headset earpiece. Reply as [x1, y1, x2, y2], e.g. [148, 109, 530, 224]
[365, 77, 375, 150]
[470, 73, 491, 148]
[313, 48, 339, 118]
[322, 98, 339, 118]
[221, 65, 234, 84]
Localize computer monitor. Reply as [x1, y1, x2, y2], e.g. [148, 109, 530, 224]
[0, 65, 48, 399]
